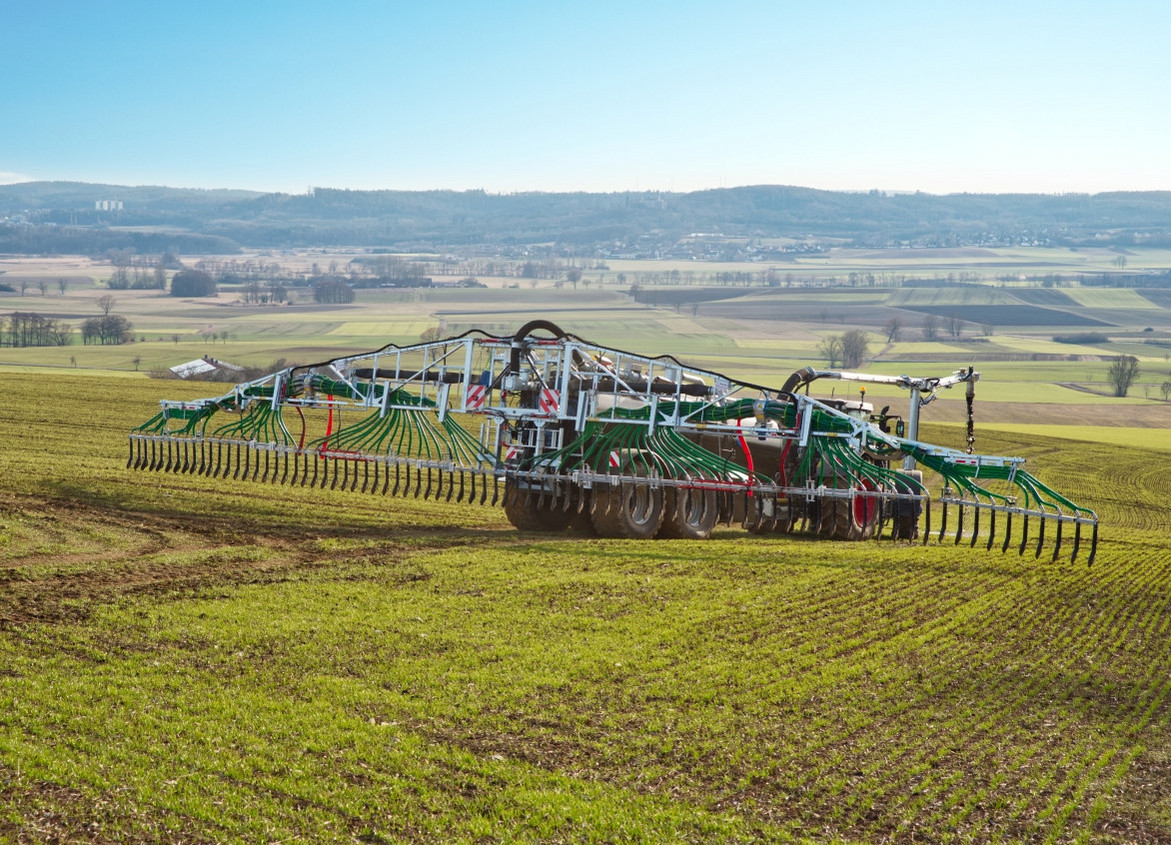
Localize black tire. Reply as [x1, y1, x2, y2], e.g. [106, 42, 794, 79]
[503, 480, 574, 532]
[743, 494, 779, 534]
[819, 491, 879, 541]
[591, 479, 665, 539]
[891, 470, 924, 540]
[659, 486, 719, 540]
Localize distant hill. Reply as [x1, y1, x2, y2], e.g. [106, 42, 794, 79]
[4, 181, 1171, 254]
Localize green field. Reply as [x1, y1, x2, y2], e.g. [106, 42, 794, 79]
[0, 374, 1169, 843]
[1, 252, 1170, 840]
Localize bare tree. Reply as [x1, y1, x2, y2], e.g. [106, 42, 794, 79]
[97, 294, 116, 315]
[946, 313, 964, 339]
[922, 313, 940, 341]
[818, 335, 844, 369]
[57, 278, 68, 295]
[884, 317, 902, 343]
[841, 329, 870, 368]
[1106, 355, 1140, 397]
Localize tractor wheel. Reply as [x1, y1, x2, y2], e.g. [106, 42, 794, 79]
[891, 470, 924, 540]
[591, 479, 665, 539]
[503, 481, 573, 531]
[659, 487, 719, 539]
[819, 488, 879, 541]
[744, 494, 779, 534]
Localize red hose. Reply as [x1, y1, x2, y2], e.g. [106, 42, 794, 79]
[737, 434, 754, 496]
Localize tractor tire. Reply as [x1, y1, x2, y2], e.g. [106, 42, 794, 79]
[819, 489, 879, 541]
[659, 486, 719, 539]
[503, 481, 574, 532]
[891, 470, 924, 540]
[743, 494, 779, 534]
[591, 479, 665, 539]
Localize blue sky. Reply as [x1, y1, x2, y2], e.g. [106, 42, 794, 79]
[4, 1, 1170, 195]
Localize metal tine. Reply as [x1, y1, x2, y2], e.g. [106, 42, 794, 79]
[307, 452, 318, 488]
[220, 440, 231, 478]
[322, 455, 334, 490]
[232, 441, 243, 480]
[393, 461, 404, 496]
[954, 504, 965, 545]
[380, 459, 391, 496]
[576, 483, 586, 514]
[938, 500, 948, 542]
[1051, 520, 1064, 562]
[166, 439, 177, 473]
[196, 440, 208, 475]
[260, 448, 271, 483]
[969, 507, 980, 548]
[361, 460, 370, 494]
[1034, 515, 1046, 559]
[487, 473, 496, 506]
[280, 449, 290, 485]
[445, 469, 455, 502]
[986, 509, 997, 551]
[1001, 510, 1013, 554]
[1087, 523, 1099, 567]
[503, 473, 518, 509]
[251, 445, 262, 482]
[455, 469, 466, 503]
[922, 498, 931, 546]
[414, 464, 425, 498]
[466, 467, 475, 503]
[179, 439, 190, 473]
[1071, 521, 1082, 564]
[127, 437, 136, 470]
[350, 459, 361, 493]
[798, 497, 809, 534]
[336, 457, 347, 491]
[138, 436, 148, 470]
[422, 466, 432, 499]
[1018, 514, 1030, 556]
[563, 479, 573, 512]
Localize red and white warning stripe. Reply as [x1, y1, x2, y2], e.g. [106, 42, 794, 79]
[539, 387, 559, 414]
[466, 384, 486, 409]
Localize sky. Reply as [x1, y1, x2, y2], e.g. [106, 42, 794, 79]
[4, 0, 1171, 196]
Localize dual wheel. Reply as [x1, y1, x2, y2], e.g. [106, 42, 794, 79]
[503, 479, 720, 539]
[590, 482, 720, 539]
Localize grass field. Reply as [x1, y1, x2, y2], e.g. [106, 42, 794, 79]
[0, 373, 1168, 843]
